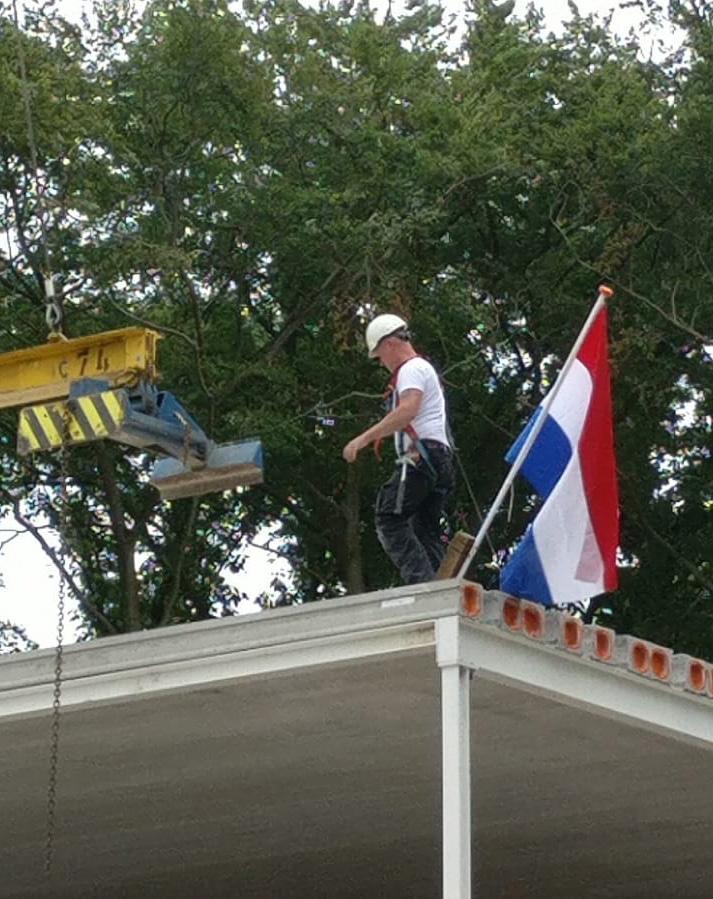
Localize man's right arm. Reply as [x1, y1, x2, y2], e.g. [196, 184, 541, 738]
[342, 389, 422, 463]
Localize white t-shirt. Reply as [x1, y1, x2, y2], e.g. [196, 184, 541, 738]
[393, 357, 450, 452]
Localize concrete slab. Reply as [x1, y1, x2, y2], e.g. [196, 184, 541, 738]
[1, 582, 712, 897]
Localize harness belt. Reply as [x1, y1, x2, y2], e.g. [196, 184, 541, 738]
[373, 358, 440, 514]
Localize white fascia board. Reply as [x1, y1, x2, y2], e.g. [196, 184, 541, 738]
[0, 622, 436, 720]
[0, 580, 464, 697]
[0, 581, 468, 720]
[436, 618, 713, 749]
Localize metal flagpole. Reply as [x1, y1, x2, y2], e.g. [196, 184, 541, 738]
[455, 286, 614, 579]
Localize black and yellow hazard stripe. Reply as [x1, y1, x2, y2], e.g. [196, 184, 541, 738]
[17, 390, 127, 455]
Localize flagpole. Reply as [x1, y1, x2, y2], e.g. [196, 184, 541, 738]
[456, 285, 614, 579]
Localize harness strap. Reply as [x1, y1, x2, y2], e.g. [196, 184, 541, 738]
[373, 356, 417, 462]
[394, 454, 415, 515]
[373, 356, 436, 477]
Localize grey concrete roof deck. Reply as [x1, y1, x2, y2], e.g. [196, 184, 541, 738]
[1, 579, 712, 898]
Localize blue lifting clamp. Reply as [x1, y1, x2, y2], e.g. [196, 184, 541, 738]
[18, 377, 263, 500]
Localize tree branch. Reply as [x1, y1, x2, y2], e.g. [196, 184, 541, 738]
[95, 444, 142, 631]
[105, 289, 199, 348]
[0, 488, 117, 635]
[179, 271, 218, 429]
[549, 214, 712, 344]
[159, 497, 199, 627]
[244, 537, 328, 591]
[263, 262, 347, 360]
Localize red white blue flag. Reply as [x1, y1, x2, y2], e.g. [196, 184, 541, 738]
[500, 307, 620, 607]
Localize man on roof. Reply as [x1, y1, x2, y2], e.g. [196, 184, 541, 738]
[342, 314, 455, 584]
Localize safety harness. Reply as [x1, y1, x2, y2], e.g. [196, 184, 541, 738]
[374, 357, 437, 514]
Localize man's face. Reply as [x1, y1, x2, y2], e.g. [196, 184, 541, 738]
[374, 336, 397, 370]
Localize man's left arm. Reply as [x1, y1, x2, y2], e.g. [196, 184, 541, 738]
[342, 389, 422, 463]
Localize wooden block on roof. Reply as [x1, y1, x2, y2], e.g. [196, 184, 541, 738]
[436, 530, 475, 579]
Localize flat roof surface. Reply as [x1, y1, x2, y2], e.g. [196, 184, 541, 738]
[2, 581, 712, 897]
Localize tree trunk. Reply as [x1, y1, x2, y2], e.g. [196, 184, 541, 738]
[96, 446, 141, 631]
[160, 498, 199, 626]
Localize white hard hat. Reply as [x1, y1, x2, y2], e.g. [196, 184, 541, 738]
[365, 313, 408, 357]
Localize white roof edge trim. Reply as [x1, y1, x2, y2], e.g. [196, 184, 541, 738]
[0, 622, 436, 721]
[438, 618, 713, 749]
[0, 581, 465, 691]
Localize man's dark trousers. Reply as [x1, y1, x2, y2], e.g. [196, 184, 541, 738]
[375, 441, 455, 584]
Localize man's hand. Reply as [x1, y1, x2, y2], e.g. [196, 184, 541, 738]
[342, 389, 421, 464]
[342, 434, 367, 463]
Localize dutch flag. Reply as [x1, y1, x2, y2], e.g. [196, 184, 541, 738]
[500, 306, 620, 608]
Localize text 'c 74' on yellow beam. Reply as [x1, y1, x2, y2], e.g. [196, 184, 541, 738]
[0, 328, 161, 411]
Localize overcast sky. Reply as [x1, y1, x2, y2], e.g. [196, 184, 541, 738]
[1, 0, 678, 649]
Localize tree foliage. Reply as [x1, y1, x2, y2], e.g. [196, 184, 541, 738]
[0, 0, 710, 655]
[0, 619, 38, 654]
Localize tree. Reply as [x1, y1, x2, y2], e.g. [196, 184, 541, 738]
[0, 620, 38, 653]
[0, 0, 710, 658]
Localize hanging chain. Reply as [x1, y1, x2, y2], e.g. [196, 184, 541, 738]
[44, 413, 72, 877]
[12, 0, 68, 875]
[44, 567, 65, 876]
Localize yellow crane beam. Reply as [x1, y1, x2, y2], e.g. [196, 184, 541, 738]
[0, 327, 161, 410]
[17, 389, 129, 455]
